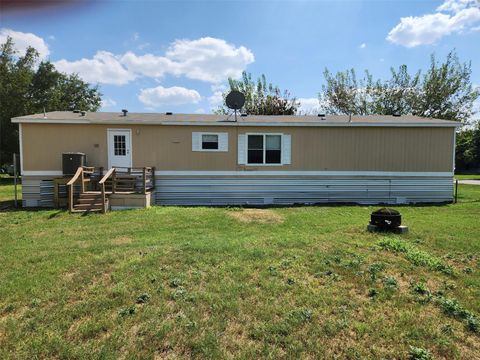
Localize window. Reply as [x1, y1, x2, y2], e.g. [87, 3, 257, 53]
[192, 132, 228, 152]
[114, 135, 126, 156]
[247, 134, 282, 165]
[202, 134, 219, 150]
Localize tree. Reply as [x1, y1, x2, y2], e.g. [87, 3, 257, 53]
[0, 36, 102, 165]
[214, 71, 299, 115]
[455, 121, 480, 172]
[321, 51, 479, 123]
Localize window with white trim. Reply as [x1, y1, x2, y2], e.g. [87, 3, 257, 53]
[192, 132, 228, 152]
[247, 134, 282, 164]
[202, 134, 218, 150]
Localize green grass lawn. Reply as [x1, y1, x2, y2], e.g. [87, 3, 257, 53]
[0, 184, 479, 359]
[455, 174, 480, 181]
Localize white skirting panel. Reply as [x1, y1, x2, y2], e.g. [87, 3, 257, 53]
[153, 176, 454, 205]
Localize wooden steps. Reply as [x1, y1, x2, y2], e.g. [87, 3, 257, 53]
[71, 192, 108, 213]
[68, 166, 155, 213]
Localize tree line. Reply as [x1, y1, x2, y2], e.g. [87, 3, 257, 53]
[0, 37, 101, 166]
[1, 36, 479, 172]
[215, 51, 479, 172]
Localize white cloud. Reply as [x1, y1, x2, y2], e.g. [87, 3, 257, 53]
[387, 0, 480, 47]
[101, 98, 117, 108]
[208, 91, 225, 107]
[54, 51, 135, 85]
[359, 43, 367, 49]
[0, 28, 50, 59]
[138, 85, 201, 107]
[297, 97, 323, 115]
[437, 0, 478, 13]
[120, 51, 176, 78]
[121, 37, 254, 84]
[55, 37, 254, 86]
[165, 37, 254, 83]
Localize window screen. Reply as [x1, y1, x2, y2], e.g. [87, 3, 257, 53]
[202, 134, 219, 150]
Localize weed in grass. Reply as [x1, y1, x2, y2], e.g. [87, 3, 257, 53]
[408, 346, 434, 360]
[286, 278, 296, 285]
[378, 238, 454, 275]
[3, 303, 15, 313]
[441, 324, 454, 336]
[441, 281, 456, 291]
[323, 270, 341, 282]
[410, 281, 433, 304]
[436, 297, 480, 333]
[410, 281, 430, 295]
[171, 286, 187, 300]
[136, 293, 150, 304]
[344, 255, 364, 269]
[119, 305, 136, 317]
[268, 265, 278, 276]
[367, 262, 386, 281]
[463, 267, 473, 274]
[367, 288, 378, 298]
[466, 315, 479, 332]
[169, 278, 182, 288]
[383, 276, 399, 292]
[288, 308, 313, 324]
[30, 298, 41, 307]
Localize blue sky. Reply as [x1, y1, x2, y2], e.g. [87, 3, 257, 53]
[1, 0, 479, 114]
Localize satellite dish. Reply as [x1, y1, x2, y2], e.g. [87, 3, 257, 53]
[226, 91, 245, 110]
[225, 91, 245, 122]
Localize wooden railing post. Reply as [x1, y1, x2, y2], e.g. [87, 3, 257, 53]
[66, 167, 84, 213]
[151, 167, 156, 191]
[69, 184, 74, 212]
[143, 167, 147, 194]
[101, 183, 106, 214]
[98, 167, 116, 213]
[81, 169, 85, 193]
[112, 170, 116, 194]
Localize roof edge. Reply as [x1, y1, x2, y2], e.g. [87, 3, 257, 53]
[11, 118, 461, 127]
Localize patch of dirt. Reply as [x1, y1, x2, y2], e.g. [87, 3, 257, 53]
[227, 209, 284, 224]
[111, 235, 133, 245]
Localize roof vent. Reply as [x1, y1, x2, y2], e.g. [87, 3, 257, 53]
[122, 109, 128, 116]
[392, 112, 401, 117]
[165, 112, 173, 115]
[73, 109, 80, 113]
[240, 113, 248, 117]
[317, 113, 326, 117]
[80, 111, 86, 116]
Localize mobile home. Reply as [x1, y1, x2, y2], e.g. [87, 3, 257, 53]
[12, 111, 459, 209]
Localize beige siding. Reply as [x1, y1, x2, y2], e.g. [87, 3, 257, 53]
[21, 123, 454, 172]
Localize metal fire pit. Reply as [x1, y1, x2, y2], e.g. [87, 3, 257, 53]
[368, 208, 408, 234]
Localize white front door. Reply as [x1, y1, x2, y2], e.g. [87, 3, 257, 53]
[107, 129, 132, 169]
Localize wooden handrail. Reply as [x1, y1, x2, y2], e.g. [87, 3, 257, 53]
[98, 167, 116, 185]
[67, 167, 84, 212]
[99, 167, 116, 213]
